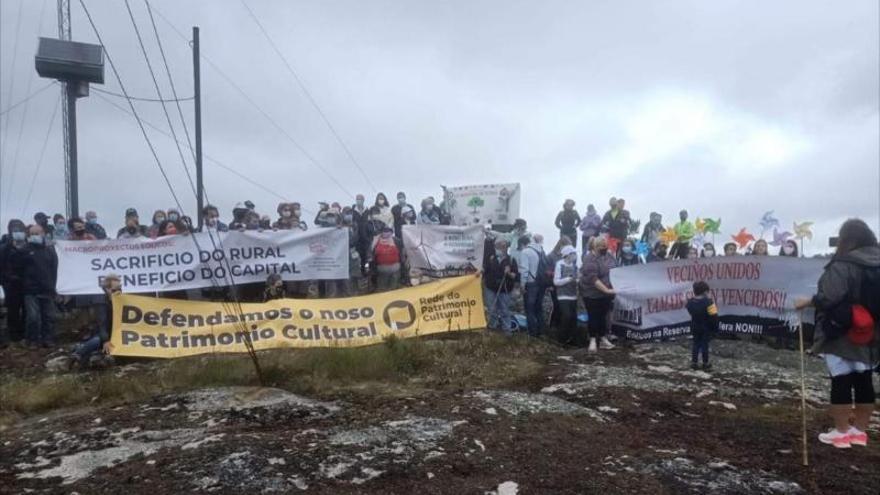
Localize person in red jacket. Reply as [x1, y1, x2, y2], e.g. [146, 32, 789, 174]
[372, 227, 403, 292]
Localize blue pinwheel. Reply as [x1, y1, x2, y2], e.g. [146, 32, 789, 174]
[759, 211, 780, 236]
[769, 228, 793, 247]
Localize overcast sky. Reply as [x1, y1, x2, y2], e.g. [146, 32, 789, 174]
[1, 0, 878, 254]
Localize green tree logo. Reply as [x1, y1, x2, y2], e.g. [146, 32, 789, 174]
[467, 196, 485, 214]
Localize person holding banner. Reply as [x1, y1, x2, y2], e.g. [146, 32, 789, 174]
[372, 227, 403, 292]
[580, 236, 617, 352]
[116, 208, 148, 239]
[70, 273, 118, 369]
[484, 238, 519, 335]
[795, 219, 879, 449]
[84, 211, 107, 240]
[554, 245, 580, 346]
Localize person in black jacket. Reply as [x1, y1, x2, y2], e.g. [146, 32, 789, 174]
[14, 224, 59, 348]
[686, 281, 719, 370]
[483, 239, 519, 335]
[0, 219, 28, 346]
[391, 192, 416, 239]
[554, 199, 581, 246]
[71, 273, 119, 369]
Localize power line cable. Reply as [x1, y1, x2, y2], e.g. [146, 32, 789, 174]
[0, 82, 57, 116]
[21, 93, 62, 216]
[150, 5, 355, 199]
[79, 0, 264, 382]
[239, 0, 378, 194]
[143, 0, 197, 164]
[4, 0, 50, 211]
[0, 0, 26, 207]
[92, 86, 193, 102]
[123, 0, 198, 200]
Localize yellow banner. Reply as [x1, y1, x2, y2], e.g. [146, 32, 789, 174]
[110, 275, 486, 358]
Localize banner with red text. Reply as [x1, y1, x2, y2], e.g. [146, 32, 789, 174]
[610, 257, 823, 341]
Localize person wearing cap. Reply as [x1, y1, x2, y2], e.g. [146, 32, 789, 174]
[391, 192, 416, 239]
[70, 273, 120, 369]
[554, 245, 580, 346]
[84, 211, 107, 239]
[229, 203, 251, 231]
[116, 208, 148, 239]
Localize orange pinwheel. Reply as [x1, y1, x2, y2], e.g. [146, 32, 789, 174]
[695, 217, 707, 233]
[731, 228, 756, 249]
[658, 227, 678, 245]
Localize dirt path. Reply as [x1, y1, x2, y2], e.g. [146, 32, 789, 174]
[2, 338, 878, 494]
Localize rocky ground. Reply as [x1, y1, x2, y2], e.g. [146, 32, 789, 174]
[1, 336, 879, 494]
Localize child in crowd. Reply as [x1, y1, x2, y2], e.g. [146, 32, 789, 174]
[263, 274, 287, 302]
[686, 281, 719, 370]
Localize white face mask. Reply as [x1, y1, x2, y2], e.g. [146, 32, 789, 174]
[704, 249, 715, 257]
[783, 246, 795, 255]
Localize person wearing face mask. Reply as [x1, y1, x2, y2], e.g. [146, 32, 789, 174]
[780, 239, 799, 257]
[371, 227, 403, 292]
[116, 208, 148, 239]
[701, 243, 716, 258]
[580, 236, 617, 352]
[484, 238, 520, 335]
[229, 203, 251, 231]
[418, 197, 442, 225]
[618, 239, 641, 266]
[12, 224, 58, 348]
[555, 199, 581, 246]
[373, 193, 394, 228]
[52, 214, 68, 242]
[147, 210, 167, 238]
[579, 204, 602, 258]
[33, 212, 55, 241]
[641, 212, 665, 248]
[200, 205, 229, 233]
[669, 210, 695, 259]
[166, 208, 186, 231]
[554, 245, 580, 346]
[0, 219, 28, 346]
[723, 242, 739, 256]
[351, 195, 370, 274]
[69, 273, 120, 369]
[84, 211, 107, 239]
[273, 203, 297, 230]
[315, 202, 343, 228]
[67, 217, 97, 241]
[391, 192, 416, 239]
[646, 241, 668, 263]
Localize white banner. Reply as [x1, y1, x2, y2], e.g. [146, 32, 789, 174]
[55, 229, 350, 295]
[442, 183, 521, 227]
[610, 256, 823, 341]
[402, 225, 485, 278]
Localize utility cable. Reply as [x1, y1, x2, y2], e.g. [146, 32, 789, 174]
[21, 94, 61, 216]
[239, 0, 378, 194]
[92, 86, 193, 103]
[0, 82, 57, 117]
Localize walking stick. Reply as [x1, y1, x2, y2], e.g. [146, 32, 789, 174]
[796, 310, 809, 467]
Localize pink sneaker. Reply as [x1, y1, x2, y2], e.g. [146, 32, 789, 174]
[848, 427, 868, 447]
[818, 429, 851, 449]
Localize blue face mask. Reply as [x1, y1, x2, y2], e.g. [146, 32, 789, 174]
[12, 231, 26, 241]
[622, 246, 633, 254]
[495, 249, 504, 258]
[28, 235, 43, 245]
[87, 217, 97, 225]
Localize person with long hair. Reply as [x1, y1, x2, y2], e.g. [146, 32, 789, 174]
[796, 219, 879, 449]
[780, 239, 799, 257]
[547, 236, 573, 330]
[580, 236, 617, 352]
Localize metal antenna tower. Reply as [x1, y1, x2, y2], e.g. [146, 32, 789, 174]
[57, 0, 73, 217]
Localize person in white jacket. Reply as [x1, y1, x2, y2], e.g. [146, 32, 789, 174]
[553, 245, 579, 346]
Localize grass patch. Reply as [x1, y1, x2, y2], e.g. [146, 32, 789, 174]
[0, 331, 554, 421]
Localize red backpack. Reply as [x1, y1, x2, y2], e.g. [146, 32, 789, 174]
[373, 242, 400, 266]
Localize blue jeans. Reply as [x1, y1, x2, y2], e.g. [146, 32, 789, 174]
[692, 331, 710, 364]
[73, 336, 103, 365]
[523, 283, 545, 337]
[24, 295, 56, 345]
[485, 288, 513, 334]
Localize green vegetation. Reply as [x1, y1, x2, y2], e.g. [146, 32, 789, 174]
[0, 332, 552, 427]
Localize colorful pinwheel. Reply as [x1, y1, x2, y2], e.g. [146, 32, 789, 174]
[659, 227, 679, 245]
[695, 217, 707, 234]
[759, 211, 780, 232]
[634, 240, 651, 258]
[793, 221, 814, 241]
[769, 228, 793, 247]
[703, 218, 721, 234]
[732, 228, 756, 249]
